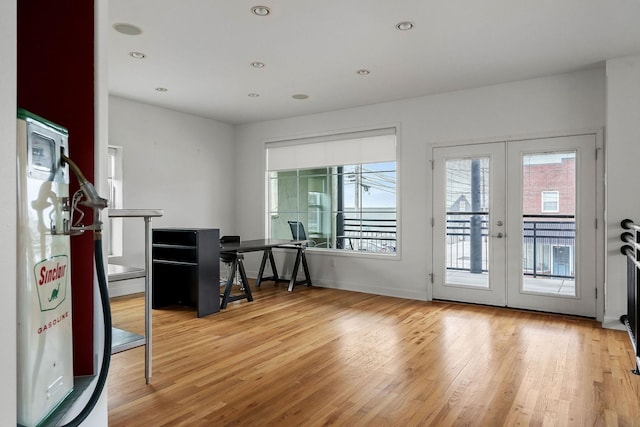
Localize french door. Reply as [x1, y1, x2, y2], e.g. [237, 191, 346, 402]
[432, 135, 597, 317]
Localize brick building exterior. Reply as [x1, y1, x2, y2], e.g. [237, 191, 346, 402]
[522, 156, 575, 216]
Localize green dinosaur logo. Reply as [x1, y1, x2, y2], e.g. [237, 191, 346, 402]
[48, 283, 61, 302]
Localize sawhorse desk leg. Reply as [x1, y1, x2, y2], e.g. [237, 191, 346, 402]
[256, 247, 279, 287]
[220, 254, 253, 309]
[288, 246, 312, 291]
[255, 245, 312, 292]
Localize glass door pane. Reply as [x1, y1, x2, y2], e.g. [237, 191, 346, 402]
[506, 134, 597, 317]
[433, 142, 506, 307]
[445, 158, 490, 288]
[521, 151, 576, 296]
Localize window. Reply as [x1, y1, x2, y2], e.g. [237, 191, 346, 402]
[266, 128, 397, 254]
[107, 146, 123, 257]
[541, 191, 559, 213]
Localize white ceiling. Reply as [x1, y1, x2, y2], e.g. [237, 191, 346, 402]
[109, 0, 640, 125]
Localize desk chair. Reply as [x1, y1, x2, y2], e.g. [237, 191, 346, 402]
[220, 235, 241, 285]
[287, 220, 327, 247]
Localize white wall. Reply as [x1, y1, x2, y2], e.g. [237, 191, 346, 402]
[108, 96, 236, 294]
[110, 66, 639, 326]
[604, 55, 640, 328]
[235, 69, 606, 302]
[1, 0, 17, 424]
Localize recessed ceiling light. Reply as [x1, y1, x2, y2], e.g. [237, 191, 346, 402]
[356, 69, 370, 76]
[251, 61, 266, 68]
[129, 51, 146, 59]
[248, 93, 260, 97]
[292, 94, 309, 100]
[251, 6, 271, 16]
[396, 21, 414, 31]
[113, 23, 143, 35]
[155, 87, 168, 92]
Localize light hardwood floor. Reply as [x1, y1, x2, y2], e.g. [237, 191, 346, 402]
[107, 282, 640, 426]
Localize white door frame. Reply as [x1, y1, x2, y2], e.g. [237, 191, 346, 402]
[430, 130, 604, 320]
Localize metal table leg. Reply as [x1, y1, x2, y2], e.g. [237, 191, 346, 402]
[144, 216, 152, 384]
[287, 246, 312, 292]
[220, 255, 253, 308]
[257, 248, 280, 286]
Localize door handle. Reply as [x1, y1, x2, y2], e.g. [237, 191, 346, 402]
[492, 232, 504, 238]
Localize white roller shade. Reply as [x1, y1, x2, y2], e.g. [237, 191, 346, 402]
[266, 128, 396, 171]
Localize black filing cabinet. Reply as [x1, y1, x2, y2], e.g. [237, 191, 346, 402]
[152, 228, 220, 317]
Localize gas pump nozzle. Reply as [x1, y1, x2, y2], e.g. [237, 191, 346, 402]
[61, 153, 108, 211]
[60, 152, 108, 236]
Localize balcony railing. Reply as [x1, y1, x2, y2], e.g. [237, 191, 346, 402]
[446, 213, 489, 272]
[446, 213, 575, 280]
[522, 215, 575, 279]
[339, 217, 396, 253]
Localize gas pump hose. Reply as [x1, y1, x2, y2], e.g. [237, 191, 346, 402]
[62, 233, 112, 427]
[54, 153, 111, 426]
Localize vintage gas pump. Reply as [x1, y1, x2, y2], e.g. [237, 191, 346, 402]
[16, 109, 110, 427]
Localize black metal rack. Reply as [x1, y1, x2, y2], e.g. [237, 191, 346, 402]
[152, 228, 220, 317]
[619, 218, 640, 375]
